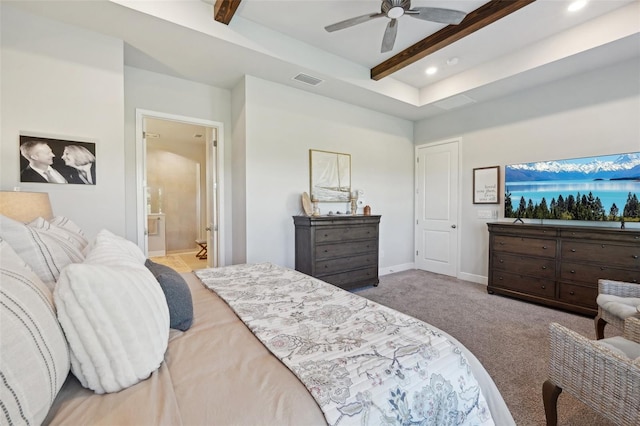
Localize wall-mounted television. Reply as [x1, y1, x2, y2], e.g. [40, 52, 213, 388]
[504, 152, 640, 222]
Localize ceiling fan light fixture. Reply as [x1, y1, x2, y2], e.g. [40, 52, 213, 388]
[323, 0, 467, 53]
[387, 7, 404, 19]
[568, 0, 588, 12]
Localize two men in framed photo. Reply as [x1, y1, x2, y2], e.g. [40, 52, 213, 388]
[19, 135, 96, 185]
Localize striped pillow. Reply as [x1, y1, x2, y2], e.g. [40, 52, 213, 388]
[0, 238, 70, 425]
[0, 214, 85, 290]
[29, 216, 89, 252]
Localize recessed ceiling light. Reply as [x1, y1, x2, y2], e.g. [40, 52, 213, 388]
[568, 0, 587, 12]
[446, 57, 459, 66]
[425, 67, 438, 75]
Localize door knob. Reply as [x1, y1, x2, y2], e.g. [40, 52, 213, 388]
[205, 226, 212, 231]
[451, 224, 457, 229]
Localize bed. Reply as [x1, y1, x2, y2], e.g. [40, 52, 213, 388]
[0, 192, 514, 425]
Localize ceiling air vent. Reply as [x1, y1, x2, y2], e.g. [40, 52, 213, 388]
[433, 94, 476, 111]
[292, 73, 323, 86]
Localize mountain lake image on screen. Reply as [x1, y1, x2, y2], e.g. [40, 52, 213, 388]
[504, 152, 640, 222]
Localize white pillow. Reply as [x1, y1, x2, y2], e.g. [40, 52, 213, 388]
[54, 242, 169, 394]
[0, 238, 70, 425]
[0, 214, 84, 290]
[36, 216, 89, 252]
[84, 229, 147, 268]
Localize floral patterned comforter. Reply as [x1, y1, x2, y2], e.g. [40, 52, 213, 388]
[195, 263, 494, 426]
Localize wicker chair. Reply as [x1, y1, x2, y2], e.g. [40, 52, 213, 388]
[595, 279, 640, 340]
[543, 317, 640, 426]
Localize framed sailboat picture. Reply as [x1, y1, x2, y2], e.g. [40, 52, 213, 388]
[309, 149, 351, 202]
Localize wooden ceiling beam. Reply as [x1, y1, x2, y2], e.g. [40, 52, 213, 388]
[371, 0, 536, 81]
[214, 0, 242, 25]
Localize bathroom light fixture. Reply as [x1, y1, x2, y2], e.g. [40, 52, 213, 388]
[425, 66, 438, 75]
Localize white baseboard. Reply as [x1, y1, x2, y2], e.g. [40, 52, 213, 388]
[380, 262, 415, 276]
[458, 272, 487, 285]
[379, 265, 488, 285]
[148, 250, 166, 257]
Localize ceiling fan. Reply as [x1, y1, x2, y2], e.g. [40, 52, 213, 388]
[324, 0, 468, 53]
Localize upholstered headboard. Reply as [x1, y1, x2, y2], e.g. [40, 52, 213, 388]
[0, 191, 53, 222]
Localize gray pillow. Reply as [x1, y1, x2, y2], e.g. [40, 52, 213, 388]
[145, 259, 194, 331]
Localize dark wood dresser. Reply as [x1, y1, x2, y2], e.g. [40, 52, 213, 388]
[293, 215, 380, 290]
[487, 222, 640, 315]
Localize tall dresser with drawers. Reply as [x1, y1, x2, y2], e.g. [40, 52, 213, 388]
[487, 222, 640, 315]
[293, 215, 380, 290]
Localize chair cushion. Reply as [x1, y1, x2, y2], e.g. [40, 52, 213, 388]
[596, 294, 640, 320]
[595, 336, 640, 361]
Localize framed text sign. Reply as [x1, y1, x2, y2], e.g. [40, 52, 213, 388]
[473, 166, 499, 204]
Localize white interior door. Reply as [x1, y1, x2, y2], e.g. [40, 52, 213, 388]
[415, 140, 459, 276]
[205, 127, 218, 268]
[135, 109, 224, 266]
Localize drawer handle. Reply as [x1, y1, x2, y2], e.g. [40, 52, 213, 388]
[498, 276, 503, 281]
[569, 291, 575, 296]
[324, 234, 328, 237]
[600, 266, 607, 271]
[633, 280, 638, 283]
[541, 285, 546, 289]
[570, 249, 576, 253]
[499, 242, 505, 245]
[570, 270, 575, 274]
[633, 255, 639, 259]
[324, 249, 329, 253]
[541, 266, 547, 270]
[542, 246, 548, 250]
[601, 244, 606, 249]
[324, 265, 328, 269]
[499, 259, 504, 263]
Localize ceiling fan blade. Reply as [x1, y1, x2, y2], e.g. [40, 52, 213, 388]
[324, 12, 385, 32]
[408, 7, 467, 25]
[381, 19, 398, 53]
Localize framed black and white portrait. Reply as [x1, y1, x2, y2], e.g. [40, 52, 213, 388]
[19, 135, 97, 185]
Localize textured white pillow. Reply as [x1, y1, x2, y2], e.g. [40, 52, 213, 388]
[0, 238, 70, 425]
[54, 243, 169, 394]
[0, 214, 84, 290]
[84, 229, 147, 267]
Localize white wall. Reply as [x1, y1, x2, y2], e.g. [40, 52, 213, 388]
[1, 5, 125, 238]
[123, 67, 233, 261]
[415, 58, 640, 283]
[231, 78, 247, 264]
[243, 76, 415, 271]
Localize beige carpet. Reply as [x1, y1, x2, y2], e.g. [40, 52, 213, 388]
[355, 269, 621, 426]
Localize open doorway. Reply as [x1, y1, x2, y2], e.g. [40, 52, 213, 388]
[135, 109, 224, 271]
